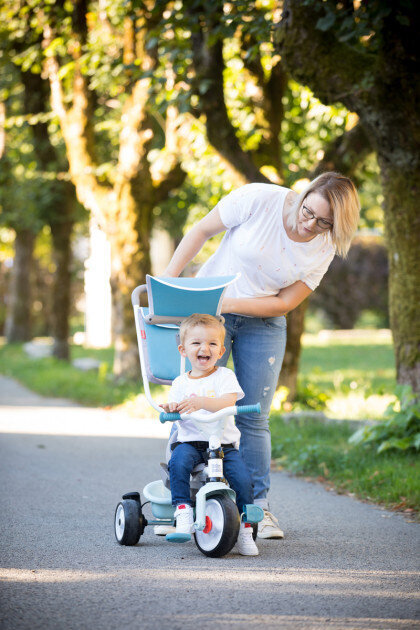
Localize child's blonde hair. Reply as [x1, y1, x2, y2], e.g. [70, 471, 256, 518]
[179, 314, 226, 346]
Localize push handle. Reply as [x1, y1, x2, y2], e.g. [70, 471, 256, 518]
[159, 402, 261, 424]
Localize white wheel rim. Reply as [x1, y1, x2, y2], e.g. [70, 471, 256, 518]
[195, 498, 224, 551]
[115, 504, 125, 541]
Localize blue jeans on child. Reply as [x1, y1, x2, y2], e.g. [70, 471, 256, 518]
[169, 442, 253, 512]
[218, 314, 287, 510]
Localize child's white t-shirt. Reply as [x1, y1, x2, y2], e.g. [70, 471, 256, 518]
[197, 183, 335, 299]
[168, 366, 244, 445]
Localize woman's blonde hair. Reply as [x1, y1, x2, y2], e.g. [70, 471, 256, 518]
[286, 172, 360, 257]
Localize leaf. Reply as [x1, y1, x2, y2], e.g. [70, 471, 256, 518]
[316, 12, 336, 32]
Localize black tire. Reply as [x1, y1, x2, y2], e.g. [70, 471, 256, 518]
[114, 499, 142, 546]
[194, 495, 240, 558]
[252, 523, 258, 541]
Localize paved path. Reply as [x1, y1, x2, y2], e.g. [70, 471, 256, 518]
[0, 375, 419, 629]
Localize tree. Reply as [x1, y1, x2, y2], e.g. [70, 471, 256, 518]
[276, 0, 419, 392]
[1, 14, 81, 358]
[155, 0, 373, 399]
[17, 0, 187, 375]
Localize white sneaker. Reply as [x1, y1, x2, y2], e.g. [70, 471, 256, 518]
[257, 510, 284, 539]
[174, 504, 194, 535]
[236, 522, 259, 556]
[154, 524, 176, 536]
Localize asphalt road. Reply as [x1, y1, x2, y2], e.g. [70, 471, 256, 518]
[0, 375, 419, 630]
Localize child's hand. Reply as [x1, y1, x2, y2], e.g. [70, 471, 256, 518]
[159, 402, 179, 413]
[176, 397, 204, 414]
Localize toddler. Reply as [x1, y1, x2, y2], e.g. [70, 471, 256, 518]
[160, 313, 258, 556]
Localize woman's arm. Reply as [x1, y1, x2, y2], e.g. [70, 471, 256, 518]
[163, 207, 226, 277]
[221, 281, 312, 317]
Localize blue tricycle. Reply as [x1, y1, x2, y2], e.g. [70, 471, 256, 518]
[114, 274, 263, 558]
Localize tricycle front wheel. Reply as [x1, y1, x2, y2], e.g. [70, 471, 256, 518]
[194, 495, 240, 558]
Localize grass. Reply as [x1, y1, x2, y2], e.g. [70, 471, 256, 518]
[294, 330, 396, 420]
[270, 413, 419, 515]
[0, 342, 147, 407]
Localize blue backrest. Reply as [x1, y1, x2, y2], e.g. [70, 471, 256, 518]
[137, 308, 191, 384]
[134, 274, 238, 385]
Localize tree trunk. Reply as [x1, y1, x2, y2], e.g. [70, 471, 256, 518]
[5, 229, 35, 342]
[277, 0, 420, 392]
[278, 300, 309, 400]
[380, 162, 420, 391]
[50, 210, 74, 360]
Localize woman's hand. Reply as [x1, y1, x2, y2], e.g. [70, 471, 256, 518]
[221, 297, 235, 314]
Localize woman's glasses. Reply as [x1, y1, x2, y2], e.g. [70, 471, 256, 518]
[302, 204, 333, 230]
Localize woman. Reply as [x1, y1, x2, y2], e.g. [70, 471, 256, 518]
[163, 172, 360, 539]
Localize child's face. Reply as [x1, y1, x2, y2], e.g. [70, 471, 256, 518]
[179, 325, 225, 376]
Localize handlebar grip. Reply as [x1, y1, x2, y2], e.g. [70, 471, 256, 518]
[236, 403, 261, 415]
[159, 412, 181, 423]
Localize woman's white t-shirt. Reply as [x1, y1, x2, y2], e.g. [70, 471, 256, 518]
[168, 366, 244, 445]
[197, 183, 335, 299]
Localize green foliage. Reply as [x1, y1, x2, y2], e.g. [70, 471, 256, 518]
[302, 0, 412, 52]
[349, 386, 420, 454]
[310, 236, 389, 329]
[294, 381, 330, 411]
[271, 413, 420, 511]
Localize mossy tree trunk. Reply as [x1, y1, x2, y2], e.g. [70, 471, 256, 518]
[277, 0, 419, 391]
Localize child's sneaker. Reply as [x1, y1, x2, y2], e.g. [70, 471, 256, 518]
[174, 504, 194, 536]
[236, 522, 259, 556]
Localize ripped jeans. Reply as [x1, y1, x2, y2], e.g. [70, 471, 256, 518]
[218, 314, 287, 510]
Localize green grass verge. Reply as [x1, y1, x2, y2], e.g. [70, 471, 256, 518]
[0, 343, 143, 407]
[270, 413, 419, 514]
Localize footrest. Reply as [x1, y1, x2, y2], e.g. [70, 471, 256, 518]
[166, 532, 191, 543]
[243, 504, 264, 524]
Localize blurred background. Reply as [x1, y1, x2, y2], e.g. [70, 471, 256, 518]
[0, 1, 418, 424]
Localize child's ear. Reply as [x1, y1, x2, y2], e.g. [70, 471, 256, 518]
[219, 345, 226, 358]
[178, 344, 187, 357]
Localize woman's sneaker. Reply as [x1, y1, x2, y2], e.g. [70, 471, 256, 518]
[236, 522, 259, 556]
[257, 510, 284, 539]
[154, 524, 176, 536]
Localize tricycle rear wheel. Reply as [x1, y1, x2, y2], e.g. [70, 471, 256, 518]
[114, 499, 144, 546]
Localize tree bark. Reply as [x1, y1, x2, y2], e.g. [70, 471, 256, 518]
[278, 299, 309, 400]
[50, 207, 74, 360]
[5, 229, 35, 342]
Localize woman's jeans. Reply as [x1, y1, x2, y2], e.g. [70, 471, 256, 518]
[218, 314, 287, 510]
[169, 442, 253, 512]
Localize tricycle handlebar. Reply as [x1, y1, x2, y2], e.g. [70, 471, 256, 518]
[159, 403, 261, 424]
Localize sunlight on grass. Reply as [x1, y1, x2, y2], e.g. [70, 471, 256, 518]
[325, 392, 396, 420]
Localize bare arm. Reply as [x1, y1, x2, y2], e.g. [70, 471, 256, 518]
[221, 281, 312, 317]
[163, 207, 226, 277]
[176, 393, 237, 415]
